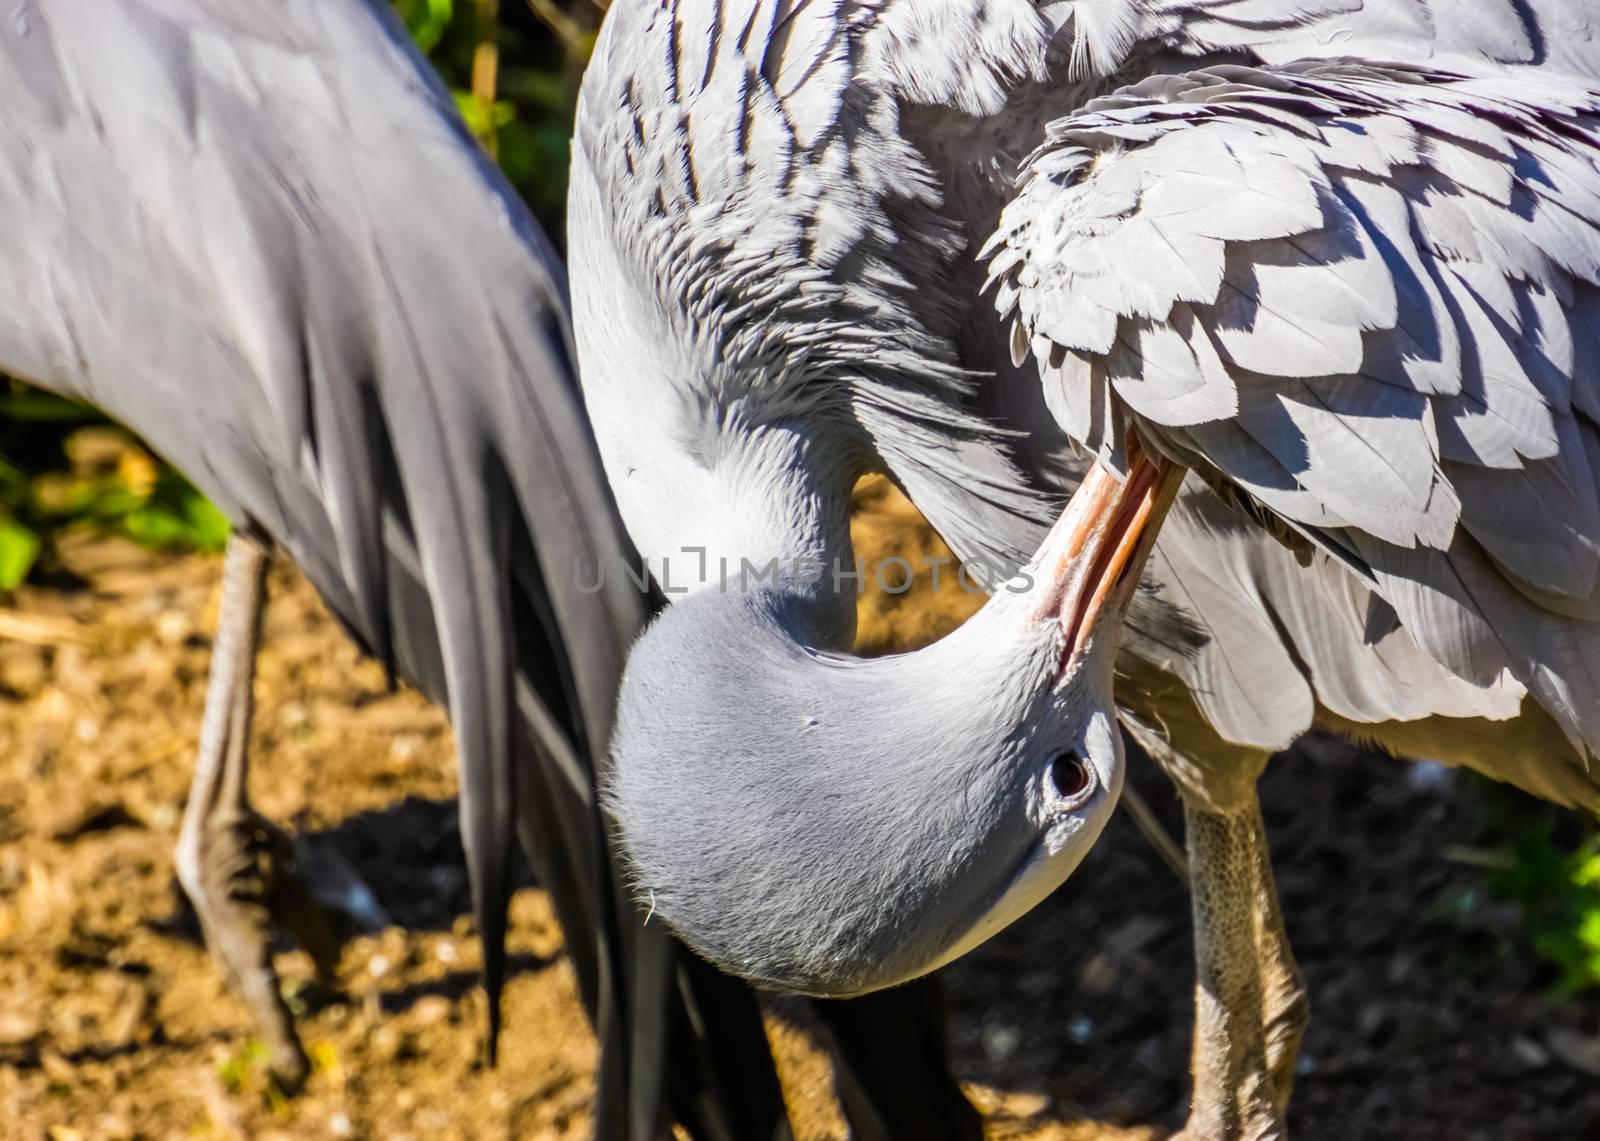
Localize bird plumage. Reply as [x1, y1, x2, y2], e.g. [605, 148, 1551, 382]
[0, 1, 806, 1135]
[989, 59, 1600, 768]
[0, 0, 624, 1022]
[575, 4, 1600, 1133]
[578, 0, 1600, 812]
[604, 567, 1115, 995]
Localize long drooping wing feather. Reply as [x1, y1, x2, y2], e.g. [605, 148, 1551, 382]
[0, 2, 793, 1135]
[988, 62, 1600, 755]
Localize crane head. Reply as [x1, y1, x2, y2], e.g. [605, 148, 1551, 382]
[603, 447, 1182, 995]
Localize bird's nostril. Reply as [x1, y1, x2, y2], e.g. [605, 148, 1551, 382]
[1050, 751, 1091, 799]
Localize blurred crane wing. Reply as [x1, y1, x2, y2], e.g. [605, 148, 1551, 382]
[0, 4, 788, 1135]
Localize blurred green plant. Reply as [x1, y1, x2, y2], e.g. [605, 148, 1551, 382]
[412, 0, 596, 226]
[1444, 775, 1600, 993]
[1487, 817, 1600, 992]
[0, 382, 229, 591]
[0, 0, 590, 592]
[217, 1036, 294, 1113]
[396, 0, 455, 53]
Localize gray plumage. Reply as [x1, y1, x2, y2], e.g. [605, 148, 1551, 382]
[0, 2, 811, 1135]
[572, 0, 1600, 1004]
[607, 558, 1122, 994]
[0, 0, 639, 1011]
[989, 61, 1600, 765]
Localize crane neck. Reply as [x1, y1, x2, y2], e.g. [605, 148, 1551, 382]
[618, 420, 864, 650]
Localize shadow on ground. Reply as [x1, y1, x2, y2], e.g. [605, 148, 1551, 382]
[932, 738, 1600, 1141]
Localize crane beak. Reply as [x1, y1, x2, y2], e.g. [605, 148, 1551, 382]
[1031, 442, 1185, 677]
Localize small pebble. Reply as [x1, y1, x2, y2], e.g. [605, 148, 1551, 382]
[1512, 1036, 1550, 1069]
[983, 1024, 1020, 1063]
[1003, 1091, 1050, 1118]
[154, 611, 191, 645]
[1406, 760, 1455, 791]
[0, 1010, 39, 1044]
[412, 996, 452, 1026]
[389, 735, 423, 765]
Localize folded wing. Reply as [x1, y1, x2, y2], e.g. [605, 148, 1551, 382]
[987, 62, 1600, 752]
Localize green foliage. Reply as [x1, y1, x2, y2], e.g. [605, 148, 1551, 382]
[1467, 778, 1600, 993]
[217, 1037, 273, 1095]
[0, 382, 229, 591]
[0, 2, 587, 589]
[396, 0, 454, 53]
[410, 0, 594, 227]
[0, 518, 39, 592]
[79, 465, 232, 552]
[0, 390, 81, 587]
[1488, 821, 1600, 992]
[216, 1036, 293, 1112]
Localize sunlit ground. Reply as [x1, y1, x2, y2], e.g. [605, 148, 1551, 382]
[0, 476, 1595, 1138]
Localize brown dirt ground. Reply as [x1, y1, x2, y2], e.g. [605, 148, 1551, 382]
[0, 478, 1597, 1139]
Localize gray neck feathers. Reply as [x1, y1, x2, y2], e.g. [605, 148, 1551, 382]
[606, 579, 1058, 993]
[574, 0, 1052, 578]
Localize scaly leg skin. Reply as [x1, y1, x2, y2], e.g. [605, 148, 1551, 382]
[1173, 800, 1284, 1141]
[175, 534, 337, 1091]
[1248, 805, 1308, 1118]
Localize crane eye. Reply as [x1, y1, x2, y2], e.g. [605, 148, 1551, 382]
[1049, 751, 1092, 800]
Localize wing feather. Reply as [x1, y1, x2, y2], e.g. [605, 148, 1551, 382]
[0, 2, 789, 1129]
[1107, 307, 1238, 426]
[988, 61, 1600, 750]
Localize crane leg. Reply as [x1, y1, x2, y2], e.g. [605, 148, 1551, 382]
[1174, 799, 1285, 1141]
[175, 533, 338, 1091]
[1249, 805, 1308, 1118]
